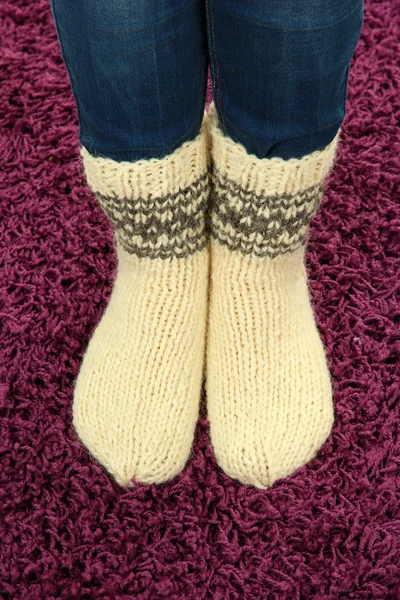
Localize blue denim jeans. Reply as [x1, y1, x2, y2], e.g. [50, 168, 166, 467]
[50, 0, 364, 162]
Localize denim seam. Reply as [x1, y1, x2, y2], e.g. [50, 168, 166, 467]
[264, 121, 343, 158]
[206, 0, 226, 133]
[217, 0, 364, 33]
[92, 126, 199, 160]
[49, 1, 88, 147]
[195, 55, 209, 135]
[342, 64, 351, 117]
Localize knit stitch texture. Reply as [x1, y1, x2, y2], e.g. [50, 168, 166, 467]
[209, 103, 340, 258]
[73, 121, 210, 485]
[207, 105, 339, 488]
[81, 127, 210, 259]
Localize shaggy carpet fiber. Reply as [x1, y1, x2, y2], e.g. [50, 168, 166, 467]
[1, 0, 399, 598]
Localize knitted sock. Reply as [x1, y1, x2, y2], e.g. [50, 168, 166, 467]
[73, 117, 210, 486]
[206, 104, 340, 488]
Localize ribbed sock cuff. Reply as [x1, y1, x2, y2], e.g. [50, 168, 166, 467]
[80, 114, 210, 260]
[208, 103, 340, 258]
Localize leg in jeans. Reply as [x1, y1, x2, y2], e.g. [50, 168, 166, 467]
[205, 0, 364, 487]
[50, 0, 210, 485]
[50, 0, 208, 161]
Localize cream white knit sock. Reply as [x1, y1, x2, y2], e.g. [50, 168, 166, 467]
[73, 118, 210, 486]
[206, 104, 340, 489]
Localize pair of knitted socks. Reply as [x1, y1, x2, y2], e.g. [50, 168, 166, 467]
[73, 105, 339, 488]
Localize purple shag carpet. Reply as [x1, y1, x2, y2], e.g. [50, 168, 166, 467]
[1, 0, 400, 598]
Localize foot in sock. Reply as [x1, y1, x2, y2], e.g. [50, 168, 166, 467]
[73, 118, 210, 486]
[206, 104, 340, 489]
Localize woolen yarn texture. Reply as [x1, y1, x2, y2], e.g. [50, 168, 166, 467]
[207, 104, 339, 488]
[73, 120, 210, 486]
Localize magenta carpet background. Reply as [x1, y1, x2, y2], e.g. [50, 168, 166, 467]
[1, 0, 399, 598]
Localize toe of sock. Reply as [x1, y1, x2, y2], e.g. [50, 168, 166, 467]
[73, 403, 194, 486]
[212, 407, 334, 490]
[211, 441, 273, 489]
